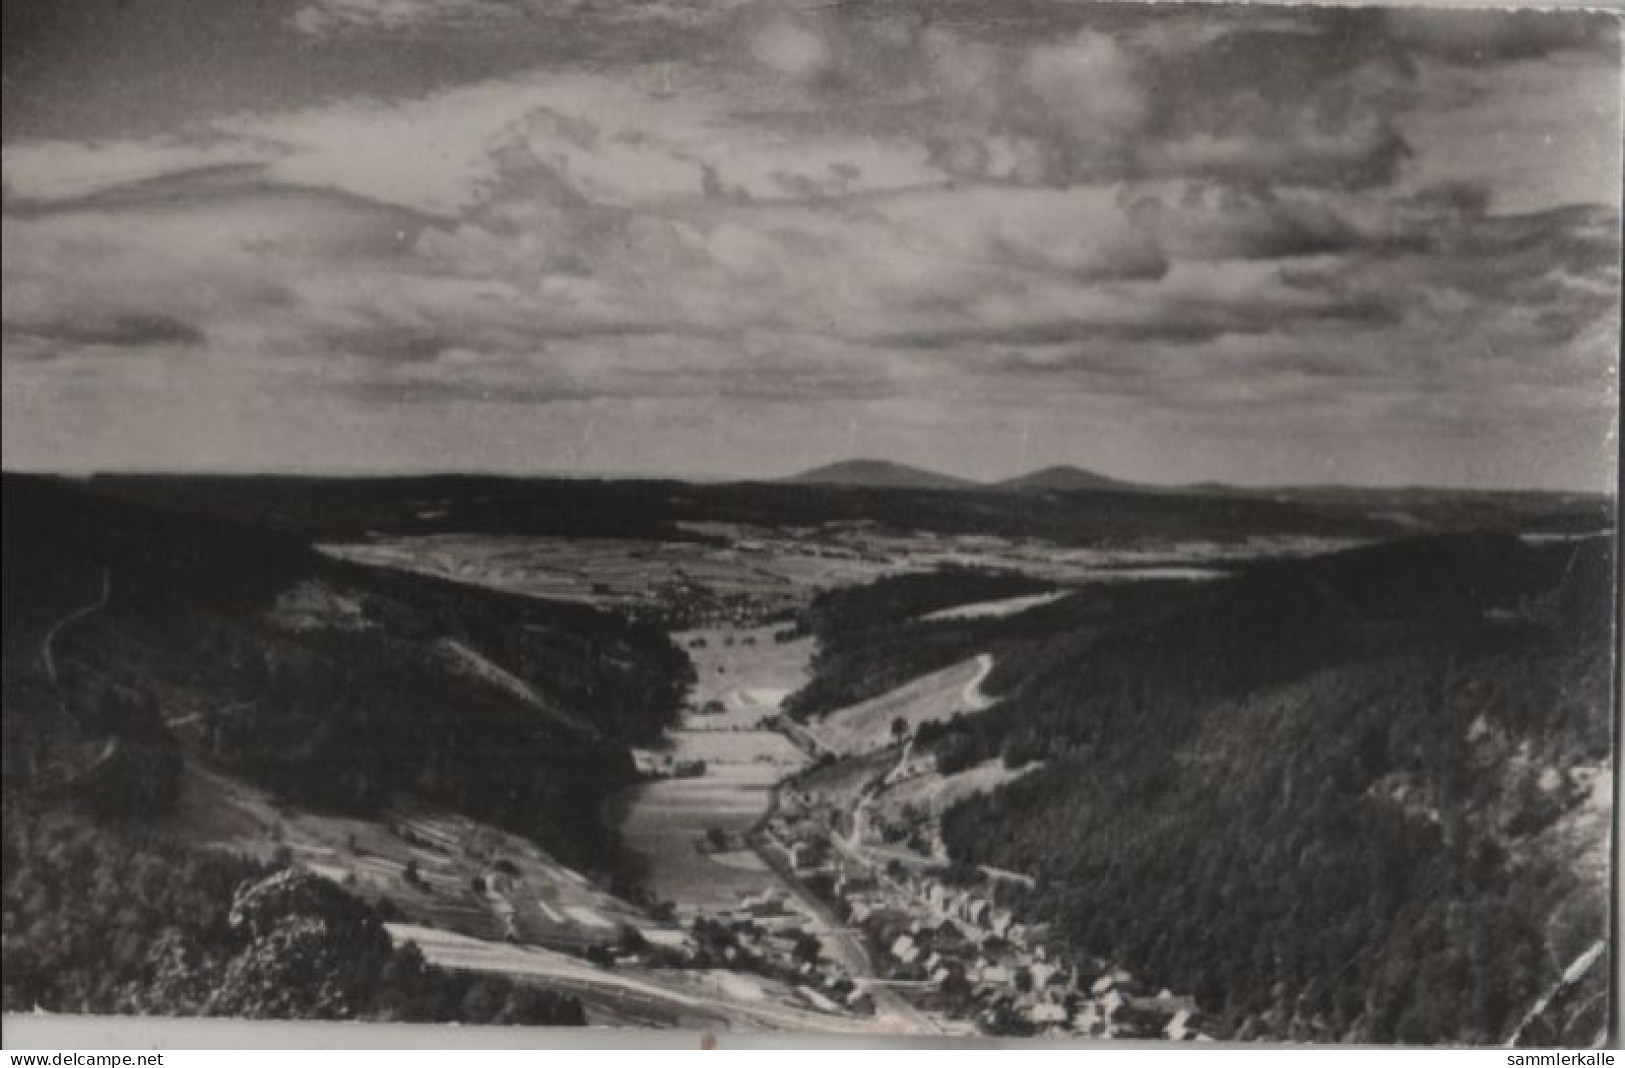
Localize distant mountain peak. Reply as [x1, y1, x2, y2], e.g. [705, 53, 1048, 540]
[783, 460, 978, 491]
[993, 465, 1142, 493]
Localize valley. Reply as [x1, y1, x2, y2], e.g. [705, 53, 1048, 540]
[1, 472, 1613, 1042]
[616, 622, 814, 912]
[7, 0, 1620, 1048]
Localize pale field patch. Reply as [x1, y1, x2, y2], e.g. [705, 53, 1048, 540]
[805, 654, 995, 757]
[616, 619, 817, 910]
[324, 534, 901, 617]
[709, 849, 772, 872]
[920, 590, 1067, 621]
[388, 923, 899, 1034]
[618, 766, 792, 906]
[676, 622, 817, 726]
[662, 729, 805, 765]
[155, 762, 672, 950]
[875, 758, 1044, 821]
[563, 904, 614, 929]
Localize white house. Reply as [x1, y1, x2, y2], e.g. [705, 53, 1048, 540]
[1164, 1009, 1201, 1041]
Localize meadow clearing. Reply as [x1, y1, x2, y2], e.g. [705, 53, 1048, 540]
[803, 654, 996, 757]
[617, 623, 815, 911]
[159, 762, 665, 950]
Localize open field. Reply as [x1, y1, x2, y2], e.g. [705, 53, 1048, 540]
[324, 533, 899, 621]
[921, 591, 1068, 621]
[388, 923, 879, 1033]
[321, 524, 1322, 630]
[160, 763, 671, 951]
[874, 758, 1043, 822]
[618, 730, 805, 910]
[617, 622, 816, 910]
[805, 654, 996, 757]
[676, 623, 816, 725]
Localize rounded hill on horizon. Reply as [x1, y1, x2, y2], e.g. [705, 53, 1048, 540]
[990, 464, 1147, 494]
[782, 460, 980, 491]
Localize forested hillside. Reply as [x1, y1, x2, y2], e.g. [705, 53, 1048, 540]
[88, 472, 1612, 550]
[2, 809, 583, 1023]
[2, 473, 692, 871]
[1, 473, 699, 1021]
[786, 533, 1614, 1044]
[786, 568, 1054, 716]
[924, 533, 1614, 1044]
[784, 567, 1192, 718]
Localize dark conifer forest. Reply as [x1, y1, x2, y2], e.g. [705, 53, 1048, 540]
[792, 535, 1614, 1042]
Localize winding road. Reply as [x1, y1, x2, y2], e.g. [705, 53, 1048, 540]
[41, 566, 110, 685]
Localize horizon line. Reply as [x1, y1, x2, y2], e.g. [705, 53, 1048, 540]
[1, 462, 1612, 499]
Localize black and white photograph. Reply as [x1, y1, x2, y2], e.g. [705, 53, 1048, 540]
[1, 0, 1619, 1047]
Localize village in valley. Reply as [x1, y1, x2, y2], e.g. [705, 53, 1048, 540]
[618, 720, 1210, 1038]
[601, 562, 1220, 1038]
[7, 470, 1610, 1041]
[721, 727, 1211, 1039]
[245, 492, 1608, 1040]
[318, 506, 1283, 1036]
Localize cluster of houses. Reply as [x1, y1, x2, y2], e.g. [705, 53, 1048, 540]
[765, 811, 1210, 1039]
[688, 886, 877, 1016]
[630, 750, 708, 779]
[652, 580, 789, 628]
[856, 874, 1209, 1038]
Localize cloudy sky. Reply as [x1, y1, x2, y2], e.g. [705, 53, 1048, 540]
[2, 0, 1620, 488]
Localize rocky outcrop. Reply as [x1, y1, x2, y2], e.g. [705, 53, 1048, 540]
[207, 870, 392, 1020]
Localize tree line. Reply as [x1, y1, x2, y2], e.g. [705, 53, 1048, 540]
[2, 807, 584, 1025]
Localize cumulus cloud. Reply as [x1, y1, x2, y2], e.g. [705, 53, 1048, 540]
[1395, 50, 1623, 215]
[1021, 30, 1149, 140]
[750, 15, 832, 81]
[729, 8, 1430, 190]
[2, 1, 1619, 487]
[2, 140, 277, 207]
[1124, 183, 1384, 262]
[1383, 9, 1621, 66]
[1288, 203, 1621, 358]
[288, 0, 536, 36]
[288, 0, 751, 38]
[1, 166, 430, 374]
